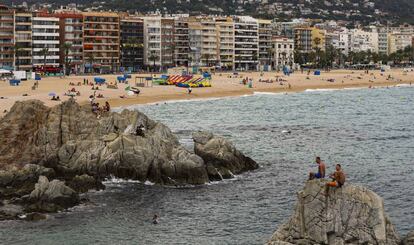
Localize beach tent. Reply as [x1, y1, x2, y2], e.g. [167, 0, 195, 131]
[94, 77, 106, 85]
[314, 70, 321, 75]
[117, 76, 126, 82]
[9, 79, 20, 86]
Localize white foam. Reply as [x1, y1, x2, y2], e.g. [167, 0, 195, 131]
[396, 84, 412, 87]
[305, 88, 340, 92]
[253, 92, 285, 96]
[144, 180, 155, 186]
[103, 175, 141, 184]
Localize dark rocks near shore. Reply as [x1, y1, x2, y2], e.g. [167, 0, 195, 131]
[0, 99, 258, 219]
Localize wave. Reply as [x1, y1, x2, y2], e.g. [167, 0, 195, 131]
[253, 92, 285, 96]
[103, 175, 141, 185]
[396, 84, 412, 87]
[305, 88, 341, 92]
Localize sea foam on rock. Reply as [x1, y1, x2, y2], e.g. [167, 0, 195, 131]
[267, 180, 401, 245]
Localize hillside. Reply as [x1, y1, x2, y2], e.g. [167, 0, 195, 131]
[4, 0, 414, 24]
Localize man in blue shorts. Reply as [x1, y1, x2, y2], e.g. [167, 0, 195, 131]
[309, 156, 326, 180]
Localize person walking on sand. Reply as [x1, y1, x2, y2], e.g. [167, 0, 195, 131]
[309, 156, 326, 180]
[188, 87, 192, 95]
[326, 164, 346, 188]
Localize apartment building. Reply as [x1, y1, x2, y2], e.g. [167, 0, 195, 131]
[258, 19, 272, 69]
[173, 16, 189, 67]
[388, 32, 413, 54]
[377, 26, 389, 55]
[349, 29, 378, 53]
[14, 9, 32, 71]
[161, 18, 174, 67]
[32, 16, 60, 69]
[216, 17, 234, 69]
[233, 16, 259, 71]
[272, 36, 294, 70]
[199, 17, 217, 67]
[50, 12, 83, 74]
[120, 17, 144, 72]
[0, 5, 14, 70]
[142, 16, 162, 69]
[83, 12, 120, 73]
[188, 18, 202, 67]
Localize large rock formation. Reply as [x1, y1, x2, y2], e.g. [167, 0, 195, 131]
[193, 131, 258, 180]
[267, 180, 400, 245]
[403, 231, 414, 245]
[0, 99, 257, 218]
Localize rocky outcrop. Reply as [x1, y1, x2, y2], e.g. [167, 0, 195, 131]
[0, 100, 257, 218]
[193, 131, 259, 180]
[27, 176, 79, 213]
[267, 180, 401, 245]
[403, 231, 414, 245]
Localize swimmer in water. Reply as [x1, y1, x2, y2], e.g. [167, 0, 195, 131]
[152, 214, 159, 224]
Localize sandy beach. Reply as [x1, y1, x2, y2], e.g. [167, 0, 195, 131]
[0, 69, 412, 116]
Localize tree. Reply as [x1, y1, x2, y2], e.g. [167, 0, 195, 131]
[312, 37, 322, 68]
[202, 53, 212, 67]
[13, 43, 23, 71]
[39, 48, 49, 69]
[148, 51, 159, 72]
[61, 42, 72, 76]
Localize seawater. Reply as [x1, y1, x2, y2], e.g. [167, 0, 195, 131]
[1, 86, 413, 245]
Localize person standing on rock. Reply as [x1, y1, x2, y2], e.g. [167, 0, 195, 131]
[326, 164, 346, 188]
[309, 156, 326, 180]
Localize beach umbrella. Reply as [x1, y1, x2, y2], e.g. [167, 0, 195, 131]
[48, 92, 56, 97]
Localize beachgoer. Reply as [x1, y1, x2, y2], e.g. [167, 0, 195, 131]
[326, 164, 346, 188]
[152, 214, 159, 224]
[135, 124, 145, 137]
[51, 96, 57, 101]
[56, 96, 60, 101]
[188, 87, 192, 94]
[104, 101, 110, 112]
[309, 156, 326, 180]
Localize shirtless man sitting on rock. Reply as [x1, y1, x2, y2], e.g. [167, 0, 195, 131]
[327, 164, 346, 188]
[309, 156, 326, 180]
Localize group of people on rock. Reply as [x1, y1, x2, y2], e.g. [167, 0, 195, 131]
[309, 156, 346, 191]
[89, 95, 110, 118]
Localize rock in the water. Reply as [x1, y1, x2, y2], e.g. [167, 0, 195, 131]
[0, 202, 24, 220]
[22, 212, 47, 221]
[267, 180, 400, 245]
[28, 176, 79, 212]
[66, 174, 105, 193]
[403, 231, 414, 245]
[193, 131, 258, 180]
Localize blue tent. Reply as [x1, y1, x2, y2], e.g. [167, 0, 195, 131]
[94, 77, 106, 84]
[117, 76, 126, 82]
[9, 79, 20, 86]
[314, 70, 321, 75]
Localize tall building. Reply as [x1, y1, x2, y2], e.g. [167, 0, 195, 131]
[50, 12, 83, 74]
[143, 16, 162, 69]
[388, 32, 413, 54]
[258, 19, 272, 69]
[32, 16, 60, 69]
[272, 36, 294, 70]
[349, 29, 378, 53]
[173, 16, 189, 67]
[14, 9, 32, 71]
[83, 12, 120, 73]
[0, 5, 15, 70]
[120, 16, 144, 72]
[161, 18, 174, 68]
[294, 27, 325, 53]
[199, 17, 217, 67]
[188, 18, 202, 67]
[233, 16, 259, 71]
[377, 26, 389, 55]
[216, 17, 234, 70]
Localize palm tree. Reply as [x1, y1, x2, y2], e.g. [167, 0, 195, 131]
[148, 51, 159, 72]
[61, 42, 72, 76]
[39, 48, 49, 69]
[313, 37, 322, 68]
[13, 43, 23, 71]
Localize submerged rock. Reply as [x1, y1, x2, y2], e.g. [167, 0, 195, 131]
[193, 131, 258, 180]
[267, 180, 400, 245]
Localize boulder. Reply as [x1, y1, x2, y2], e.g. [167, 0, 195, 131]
[267, 180, 400, 245]
[28, 176, 79, 212]
[403, 231, 414, 245]
[66, 174, 105, 193]
[193, 131, 259, 180]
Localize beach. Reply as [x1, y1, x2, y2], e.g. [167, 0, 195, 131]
[0, 69, 412, 116]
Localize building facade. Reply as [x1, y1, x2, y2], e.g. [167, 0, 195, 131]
[143, 16, 162, 69]
[120, 17, 144, 72]
[272, 36, 294, 70]
[258, 19, 272, 69]
[233, 16, 259, 71]
[32, 16, 60, 69]
[173, 16, 189, 67]
[0, 5, 15, 70]
[83, 12, 120, 73]
[14, 9, 32, 71]
[216, 17, 234, 70]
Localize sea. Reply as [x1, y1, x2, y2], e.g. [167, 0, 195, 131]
[1, 85, 413, 245]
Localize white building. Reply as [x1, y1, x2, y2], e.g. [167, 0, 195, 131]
[32, 16, 60, 67]
[388, 32, 413, 54]
[142, 16, 162, 67]
[272, 36, 294, 70]
[233, 16, 259, 71]
[349, 29, 378, 53]
[216, 17, 234, 69]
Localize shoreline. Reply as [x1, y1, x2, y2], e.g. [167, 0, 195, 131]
[1, 69, 413, 117]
